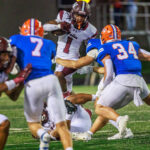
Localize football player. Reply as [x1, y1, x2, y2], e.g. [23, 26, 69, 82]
[56, 24, 150, 140]
[9, 18, 73, 150]
[43, 1, 97, 97]
[0, 37, 32, 150]
[41, 98, 92, 140]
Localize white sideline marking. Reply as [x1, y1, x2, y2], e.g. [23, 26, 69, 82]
[10, 128, 29, 131]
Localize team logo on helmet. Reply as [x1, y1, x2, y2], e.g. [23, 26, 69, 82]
[20, 18, 44, 37]
[100, 24, 121, 44]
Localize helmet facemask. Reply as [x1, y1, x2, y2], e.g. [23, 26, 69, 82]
[71, 1, 91, 30]
[0, 51, 12, 71]
[0, 37, 12, 71]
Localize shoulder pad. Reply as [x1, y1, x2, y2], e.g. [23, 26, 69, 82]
[86, 39, 101, 53]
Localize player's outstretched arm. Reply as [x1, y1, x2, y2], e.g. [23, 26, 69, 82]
[66, 93, 93, 104]
[138, 49, 150, 61]
[56, 55, 94, 69]
[43, 20, 70, 36]
[3, 64, 32, 100]
[5, 83, 24, 101]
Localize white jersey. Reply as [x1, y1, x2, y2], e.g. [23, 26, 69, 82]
[56, 10, 97, 60]
[0, 72, 8, 83]
[0, 72, 9, 125]
[42, 105, 92, 133]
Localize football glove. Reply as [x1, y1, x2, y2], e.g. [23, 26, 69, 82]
[65, 100, 77, 114]
[13, 64, 32, 84]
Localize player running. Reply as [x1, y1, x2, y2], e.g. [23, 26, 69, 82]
[56, 24, 150, 140]
[43, 1, 97, 97]
[9, 18, 73, 150]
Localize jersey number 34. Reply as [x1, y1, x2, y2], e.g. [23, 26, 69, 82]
[112, 42, 138, 60]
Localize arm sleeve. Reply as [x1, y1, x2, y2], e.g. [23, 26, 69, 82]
[56, 10, 64, 22]
[140, 48, 150, 56]
[103, 59, 114, 88]
[43, 24, 61, 32]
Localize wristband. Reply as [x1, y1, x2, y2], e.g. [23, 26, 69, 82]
[91, 94, 97, 101]
[5, 80, 16, 90]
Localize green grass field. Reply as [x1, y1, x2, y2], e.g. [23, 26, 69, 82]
[0, 85, 150, 150]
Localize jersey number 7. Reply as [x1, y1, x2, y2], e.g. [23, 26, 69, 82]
[30, 37, 43, 57]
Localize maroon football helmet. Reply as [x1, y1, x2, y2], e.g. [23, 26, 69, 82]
[0, 37, 12, 71]
[71, 1, 91, 30]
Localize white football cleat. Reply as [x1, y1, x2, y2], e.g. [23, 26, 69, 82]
[39, 132, 50, 150]
[71, 132, 91, 141]
[107, 128, 134, 140]
[117, 115, 129, 136]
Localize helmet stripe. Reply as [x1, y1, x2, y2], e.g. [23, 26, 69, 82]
[110, 24, 117, 39]
[30, 18, 35, 35]
[82, 1, 85, 12]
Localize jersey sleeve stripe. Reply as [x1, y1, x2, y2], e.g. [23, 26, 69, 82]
[59, 10, 64, 20]
[110, 24, 117, 39]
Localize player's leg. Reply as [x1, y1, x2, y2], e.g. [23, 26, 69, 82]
[141, 78, 150, 105]
[94, 81, 132, 136]
[24, 78, 51, 150]
[55, 64, 76, 96]
[55, 71, 67, 92]
[143, 94, 150, 105]
[0, 115, 10, 150]
[47, 75, 73, 150]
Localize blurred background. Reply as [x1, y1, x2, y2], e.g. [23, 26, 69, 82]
[0, 0, 150, 85]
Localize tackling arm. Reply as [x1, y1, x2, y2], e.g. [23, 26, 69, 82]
[0, 64, 32, 100]
[56, 55, 95, 69]
[138, 49, 150, 61]
[5, 83, 24, 101]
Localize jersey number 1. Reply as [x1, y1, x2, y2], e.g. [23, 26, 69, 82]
[63, 37, 73, 53]
[30, 37, 43, 57]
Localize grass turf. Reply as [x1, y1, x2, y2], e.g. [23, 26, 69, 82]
[0, 85, 150, 150]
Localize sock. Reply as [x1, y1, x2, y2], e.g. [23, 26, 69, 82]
[116, 116, 121, 124]
[87, 130, 93, 135]
[37, 128, 46, 138]
[109, 120, 119, 129]
[91, 94, 97, 101]
[65, 147, 73, 150]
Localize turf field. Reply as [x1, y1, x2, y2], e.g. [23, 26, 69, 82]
[0, 85, 150, 150]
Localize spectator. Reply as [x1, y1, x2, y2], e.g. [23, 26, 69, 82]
[126, 0, 138, 30]
[110, 0, 123, 26]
